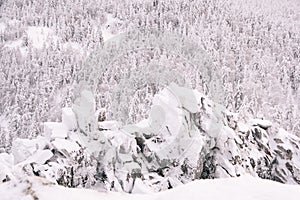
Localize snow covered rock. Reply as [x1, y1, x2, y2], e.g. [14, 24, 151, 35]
[0, 153, 14, 182]
[269, 129, 300, 184]
[98, 120, 120, 131]
[44, 122, 68, 139]
[51, 138, 80, 156]
[4, 83, 300, 193]
[70, 83, 300, 192]
[249, 119, 272, 130]
[73, 90, 97, 135]
[20, 150, 53, 165]
[62, 108, 77, 131]
[44, 108, 78, 139]
[12, 137, 48, 164]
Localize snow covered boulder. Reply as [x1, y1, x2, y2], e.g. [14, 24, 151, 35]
[43, 108, 77, 139]
[73, 90, 97, 135]
[0, 153, 14, 182]
[166, 82, 199, 113]
[119, 83, 209, 190]
[21, 150, 53, 165]
[12, 137, 48, 164]
[98, 120, 120, 131]
[44, 122, 68, 139]
[62, 107, 77, 131]
[51, 138, 81, 156]
[269, 128, 300, 184]
[249, 118, 272, 130]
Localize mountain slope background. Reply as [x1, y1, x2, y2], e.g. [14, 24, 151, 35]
[0, 0, 299, 151]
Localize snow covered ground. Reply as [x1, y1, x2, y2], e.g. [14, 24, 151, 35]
[1, 175, 300, 200]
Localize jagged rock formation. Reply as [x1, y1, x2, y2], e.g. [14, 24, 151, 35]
[72, 83, 300, 192]
[1, 83, 300, 193]
[93, 83, 300, 192]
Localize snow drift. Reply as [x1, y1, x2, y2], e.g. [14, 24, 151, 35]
[1, 175, 300, 200]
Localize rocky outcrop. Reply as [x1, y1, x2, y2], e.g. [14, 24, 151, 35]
[2, 83, 300, 193]
[84, 83, 300, 192]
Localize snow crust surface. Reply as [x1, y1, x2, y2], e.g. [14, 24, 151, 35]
[1, 176, 300, 200]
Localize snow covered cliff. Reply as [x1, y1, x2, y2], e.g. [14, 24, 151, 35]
[1, 83, 300, 194]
